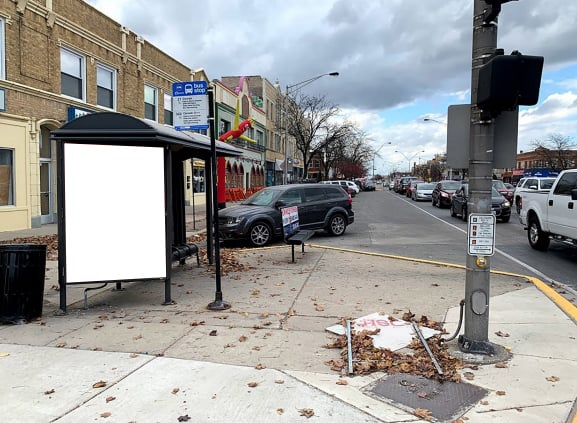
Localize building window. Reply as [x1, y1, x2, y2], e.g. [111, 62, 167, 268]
[144, 84, 158, 121]
[0, 17, 5, 80]
[219, 119, 231, 137]
[0, 149, 14, 206]
[96, 64, 116, 109]
[60, 48, 85, 100]
[164, 93, 173, 125]
[256, 130, 264, 146]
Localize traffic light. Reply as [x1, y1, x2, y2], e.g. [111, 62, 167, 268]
[477, 51, 544, 114]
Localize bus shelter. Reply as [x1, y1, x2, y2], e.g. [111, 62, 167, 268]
[51, 112, 242, 313]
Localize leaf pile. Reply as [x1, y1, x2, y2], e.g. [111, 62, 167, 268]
[199, 248, 254, 276]
[0, 235, 58, 260]
[325, 316, 462, 382]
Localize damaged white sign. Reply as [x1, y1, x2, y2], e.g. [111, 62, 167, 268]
[326, 312, 440, 351]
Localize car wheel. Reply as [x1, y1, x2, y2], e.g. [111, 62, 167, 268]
[515, 198, 521, 214]
[327, 214, 347, 236]
[432, 197, 438, 207]
[450, 203, 457, 217]
[247, 221, 272, 247]
[461, 205, 468, 222]
[528, 217, 550, 251]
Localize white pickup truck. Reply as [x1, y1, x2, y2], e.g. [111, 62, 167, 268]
[519, 169, 577, 250]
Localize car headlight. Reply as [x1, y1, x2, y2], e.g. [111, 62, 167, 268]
[225, 216, 243, 224]
[503, 201, 510, 207]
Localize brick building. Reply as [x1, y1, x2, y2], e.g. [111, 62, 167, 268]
[0, 0, 202, 231]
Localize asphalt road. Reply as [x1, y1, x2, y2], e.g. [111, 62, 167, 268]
[312, 185, 577, 294]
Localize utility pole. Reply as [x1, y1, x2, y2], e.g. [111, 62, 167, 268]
[458, 0, 507, 356]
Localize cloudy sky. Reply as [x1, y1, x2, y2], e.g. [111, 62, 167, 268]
[86, 0, 577, 174]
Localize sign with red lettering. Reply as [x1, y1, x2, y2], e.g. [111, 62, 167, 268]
[326, 312, 440, 351]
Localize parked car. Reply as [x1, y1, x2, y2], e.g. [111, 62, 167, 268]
[364, 180, 376, 191]
[431, 180, 463, 208]
[388, 180, 396, 190]
[321, 180, 360, 196]
[411, 182, 435, 201]
[406, 180, 425, 198]
[396, 176, 417, 195]
[513, 176, 556, 213]
[218, 184, 354, 247]
[450, 184, 511, 222]
[492, 180, 514, 202]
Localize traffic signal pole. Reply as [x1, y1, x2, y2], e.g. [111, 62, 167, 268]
[458, 0, 505, 356]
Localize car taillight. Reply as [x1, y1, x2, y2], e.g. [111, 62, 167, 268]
[348, 196, 353, 204]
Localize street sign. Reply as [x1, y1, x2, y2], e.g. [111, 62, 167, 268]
[172, 81, 209, 131]
[467, 213, 496, 256]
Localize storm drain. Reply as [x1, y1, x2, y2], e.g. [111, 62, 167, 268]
[365, 374, 488, 422]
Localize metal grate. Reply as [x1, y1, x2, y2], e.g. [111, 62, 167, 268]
[365, 374, 488, 422]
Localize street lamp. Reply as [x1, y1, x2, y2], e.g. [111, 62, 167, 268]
[283, 72, 339, 184]
[372, 141, 392, 177]
[395, 150, 425, 174]
[423, 118, 452, 179]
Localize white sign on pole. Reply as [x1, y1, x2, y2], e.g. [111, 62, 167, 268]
[467, 213, 496, 256]
[172, 81, 209, 131]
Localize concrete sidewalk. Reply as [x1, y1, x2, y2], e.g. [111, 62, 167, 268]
[1, 231, 576, 422]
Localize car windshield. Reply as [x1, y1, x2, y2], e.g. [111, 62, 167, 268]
[418, 183, 435, 189]
[441, 181, 462, 190]
[492, 180, 506, 190]
[242, 189, 278, 206]
[492, 187, 503, 198]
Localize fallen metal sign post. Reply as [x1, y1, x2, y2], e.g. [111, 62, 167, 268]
[346, 320, 354, 375]
[412, 322, 444, 378]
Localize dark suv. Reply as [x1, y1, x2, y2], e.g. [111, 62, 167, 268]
[219, 184, 355, 247]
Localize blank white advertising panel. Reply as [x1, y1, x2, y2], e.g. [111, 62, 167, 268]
[64, 144, 167, 283]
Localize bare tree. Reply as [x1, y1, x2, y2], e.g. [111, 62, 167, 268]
[282, 93, 361, 179]
[530, 133, 577, 170]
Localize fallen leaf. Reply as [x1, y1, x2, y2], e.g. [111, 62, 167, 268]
[315, 305, 325, 312]
[298, 408, 314, 418]
[336, 379, 348, 385]
[414, 408, 432, 420]
[463, 371, 475, 380]
[160, 319, 169, 324]
[209, 330, 217, 336]
[255, 363, 266, 370]
[495, 331, 510, 337]
[132, 334, 142, 340]
[55, 342, 67, 348]
[546, 376, 560, 382]
[274, 379, 284, 384]
[480, 400, 489, 405]
[189, 320, 205, 326]
[177, 415, 191, 422]
[416, 391, 428, 398]
[277, 408, 284, 415]
[247, 382, 258, 388]
[92, 381, 107, 388]
[239, 335, 248, 342]
[496, 390, 506, 396]
[287, 309, 296, 316]
[100, 412, 111, 418]
[129, 353, 138, 358]
[172, 388, 180, 394]
[44, 389, 55, 395]
[495, 362, 508, 368]
[105, 396, 116, 403]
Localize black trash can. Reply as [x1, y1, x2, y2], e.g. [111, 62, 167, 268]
[0, 244, 47, 323]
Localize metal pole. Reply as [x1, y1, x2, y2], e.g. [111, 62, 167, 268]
[207, 86, 230, 311]
[458, 0, 500, 355]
